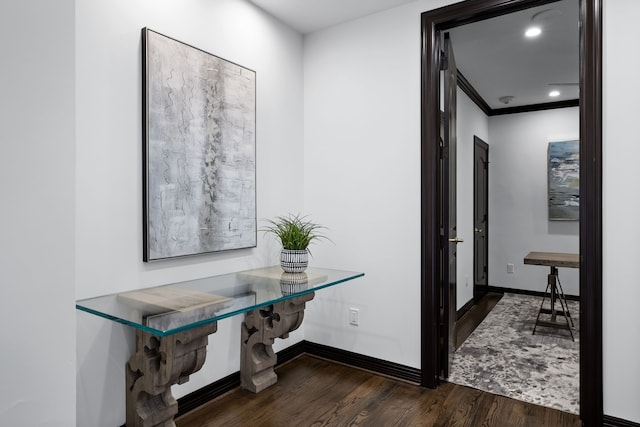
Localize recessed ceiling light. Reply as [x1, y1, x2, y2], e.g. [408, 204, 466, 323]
[549, 90, 560, 97]
[525, 27, 542, 38]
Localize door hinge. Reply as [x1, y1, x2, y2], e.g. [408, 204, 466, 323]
[440, 50, 448, 71]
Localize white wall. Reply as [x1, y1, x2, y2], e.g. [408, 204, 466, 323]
[456, 91, 489, 310]
[603, 0, 640, 423]
[303, 0, 640, 423]
[75, 1, 304, 425]
[487, 108, 580, 296]
[303, 2, 432, 367]
[0, 1, 76, 426]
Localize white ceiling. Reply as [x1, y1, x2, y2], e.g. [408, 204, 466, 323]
[249, 0, 580, 109]
[448, 0, 579, 109]
[248, 0, 417, 34]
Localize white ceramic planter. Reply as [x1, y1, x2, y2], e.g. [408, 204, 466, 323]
[280, 249, 308, 273]
[280, 272, 309, 295]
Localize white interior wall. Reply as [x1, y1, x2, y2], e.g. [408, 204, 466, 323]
[0, 1, 76, 425]
[303, 0, 640, 422]
[302, 2, 430, 367]
[456, 90, 489, 310]
[603, 0, 640, 423]
[487, 108, 580, 296]
[75, 1, 304, 425]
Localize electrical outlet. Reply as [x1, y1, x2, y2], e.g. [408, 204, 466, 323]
[507, 263, 515, 274]
[349, 308, 359, 326]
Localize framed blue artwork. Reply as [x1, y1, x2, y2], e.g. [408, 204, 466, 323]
[548, 140, 579, 221]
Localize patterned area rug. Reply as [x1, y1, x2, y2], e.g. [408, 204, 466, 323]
[448, 293, 579, 414]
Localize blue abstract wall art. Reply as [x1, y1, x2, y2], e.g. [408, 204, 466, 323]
[548, 140, 579, 221]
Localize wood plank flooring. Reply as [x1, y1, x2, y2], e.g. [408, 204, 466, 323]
[176, 355, 581, 427]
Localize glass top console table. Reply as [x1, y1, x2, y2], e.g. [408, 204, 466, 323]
[77, 267, 364, 427]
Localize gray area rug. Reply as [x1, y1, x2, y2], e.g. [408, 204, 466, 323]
[448, 293, 579, 414]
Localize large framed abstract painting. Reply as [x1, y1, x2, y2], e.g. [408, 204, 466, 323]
[142, 28, 256, 261]
[548, 140, 579, 221]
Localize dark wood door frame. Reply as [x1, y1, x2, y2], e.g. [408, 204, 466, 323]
[441, 33, 458, 379]
[420, 0, 602, 426]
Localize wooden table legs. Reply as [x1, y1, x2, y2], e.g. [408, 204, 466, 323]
[124, 292, 315, 426]
[125, 323, 217, 427]
[240, 292, 315, 392]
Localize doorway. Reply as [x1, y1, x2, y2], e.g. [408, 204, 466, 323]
[420, 0, 602, 425]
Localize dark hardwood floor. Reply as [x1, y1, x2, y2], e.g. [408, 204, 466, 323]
[176, 354, 580, 427]
[456, 292, 503, 350]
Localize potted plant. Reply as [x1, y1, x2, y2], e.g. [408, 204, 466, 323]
[262, 214, 331, 273]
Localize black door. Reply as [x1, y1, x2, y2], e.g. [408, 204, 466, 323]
[473, 136, 489, 300]
[439, 33, 459, 379]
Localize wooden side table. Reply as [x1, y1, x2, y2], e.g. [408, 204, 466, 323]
[524, 252, 579, 341]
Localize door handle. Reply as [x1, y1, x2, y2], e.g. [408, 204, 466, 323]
[474, 228, 483, 233]
[448, 237, 464, 243]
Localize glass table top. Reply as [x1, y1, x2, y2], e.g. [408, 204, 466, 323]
[76, 266, 364, 336]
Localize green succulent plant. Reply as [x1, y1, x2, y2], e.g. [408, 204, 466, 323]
[262, 214, 331, 251]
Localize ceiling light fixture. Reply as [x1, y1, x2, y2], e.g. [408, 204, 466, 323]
[499, 95, 515, 105]
[549, 90, 560, 97]
[525, 26, 542, 38]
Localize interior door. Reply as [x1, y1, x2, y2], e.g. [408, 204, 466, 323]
[473, 136, 489, 299]
[439, 33, 458, 379]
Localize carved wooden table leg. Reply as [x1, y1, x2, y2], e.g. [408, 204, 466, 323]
[241, 292, 315, 393]
[125, 323, 218, 427]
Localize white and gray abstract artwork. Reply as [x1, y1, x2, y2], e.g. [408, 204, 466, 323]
[548, 140, 579, 221]
[144, 29, 256, 261]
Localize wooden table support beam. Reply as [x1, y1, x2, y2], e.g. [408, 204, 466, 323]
[125, 323, 218, 427]
[124, 292, 316, 426]
[240, 293, 315, 393]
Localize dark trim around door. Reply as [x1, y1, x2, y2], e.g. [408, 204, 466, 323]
[578, 0, 603, 424]
[458, 71, 492, 115]
[420, 0, 602, 425]
[491, 99, 579, 115]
